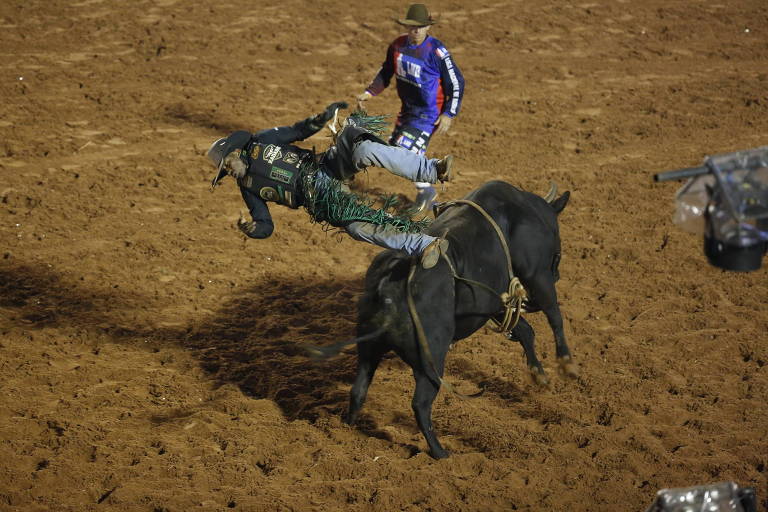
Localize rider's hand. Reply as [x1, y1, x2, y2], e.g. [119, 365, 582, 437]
[237, 213, 257, 237]
[435, 114, 453, 135]
[224, 151, 247, 179]
[356, 91, 372, 111]
[318, 101, 349, 124]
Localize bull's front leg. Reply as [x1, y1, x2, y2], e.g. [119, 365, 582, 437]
[506, 317, 548, 386]
[541, 302, 578, 378]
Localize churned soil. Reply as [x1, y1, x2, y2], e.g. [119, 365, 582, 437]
[1, 0, 766, 510]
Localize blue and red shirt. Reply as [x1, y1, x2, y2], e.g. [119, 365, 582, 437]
[366, 34, 465, 133]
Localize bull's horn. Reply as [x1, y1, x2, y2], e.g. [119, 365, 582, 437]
[544, 182, 558, 203]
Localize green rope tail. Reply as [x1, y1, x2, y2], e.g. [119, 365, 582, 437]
[346, 109, 390, 138]
[302, 109, 429, 233]
[301, 162, 430, 234]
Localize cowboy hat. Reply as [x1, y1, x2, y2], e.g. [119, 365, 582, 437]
[207, 130, 251, 189]
[396, 4, 436, 26]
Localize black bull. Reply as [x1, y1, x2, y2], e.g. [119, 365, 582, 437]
[309, 180, 576, 459]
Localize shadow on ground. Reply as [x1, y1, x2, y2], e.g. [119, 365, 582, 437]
[0, 261, 529, 428]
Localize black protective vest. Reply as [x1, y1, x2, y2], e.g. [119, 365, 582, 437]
[237, 142, 312, 209]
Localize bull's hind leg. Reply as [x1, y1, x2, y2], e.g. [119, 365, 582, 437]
[506, 317, 548, 386]
[346, 341, 387, 425]
[412, 368, 448, 459]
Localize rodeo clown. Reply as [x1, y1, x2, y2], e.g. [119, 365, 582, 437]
[356, 3, 465, 214]
[207, 101, 453, 268]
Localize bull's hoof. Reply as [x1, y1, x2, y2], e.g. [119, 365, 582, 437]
[429, 448, 450, 459]
[528, 367, 550, 387]
[557, 356, 579, 378]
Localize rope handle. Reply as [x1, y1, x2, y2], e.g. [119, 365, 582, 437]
[438, 200, 525, 333]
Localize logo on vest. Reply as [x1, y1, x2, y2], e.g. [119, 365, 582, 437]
[259, 187, 279, 202]
[283, 152, 299, 165]
[269, 166, 294, 184]
[263, 144, 283, 164]
[250, 145, 260, 159]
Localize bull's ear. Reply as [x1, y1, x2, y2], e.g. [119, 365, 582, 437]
[550, 191, 570, 214]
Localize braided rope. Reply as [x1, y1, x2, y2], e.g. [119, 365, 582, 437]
[438, 199, 527, 333]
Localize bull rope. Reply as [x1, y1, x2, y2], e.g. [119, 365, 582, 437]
[404, 199, 527, 399]
[436, 199, 527, 333]
[406, 262, 479, 399]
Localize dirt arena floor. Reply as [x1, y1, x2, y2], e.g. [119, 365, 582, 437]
[1, 0, 767, 510]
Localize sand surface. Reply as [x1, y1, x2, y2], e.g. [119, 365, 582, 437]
[1, 0, 766, 510]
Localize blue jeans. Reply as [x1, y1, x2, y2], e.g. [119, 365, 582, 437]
[315, 140, 441, 255]
[345, 221, 436, 256]
[350, 140, 440, 183]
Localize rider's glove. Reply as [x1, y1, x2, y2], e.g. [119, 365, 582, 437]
[237, 215, 257, 237]
[310, 101, 349, 129]
[224, 151, 247, 179]
[321, 101, 348, 123]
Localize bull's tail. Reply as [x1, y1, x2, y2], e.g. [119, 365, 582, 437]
[303, 261, 402, 360]
[302, 321, 390, 360]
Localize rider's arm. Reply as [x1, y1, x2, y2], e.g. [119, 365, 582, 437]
[238, 188, 274, 239]
[254, 101, 349, 145]
[252, 117, 323, 146]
